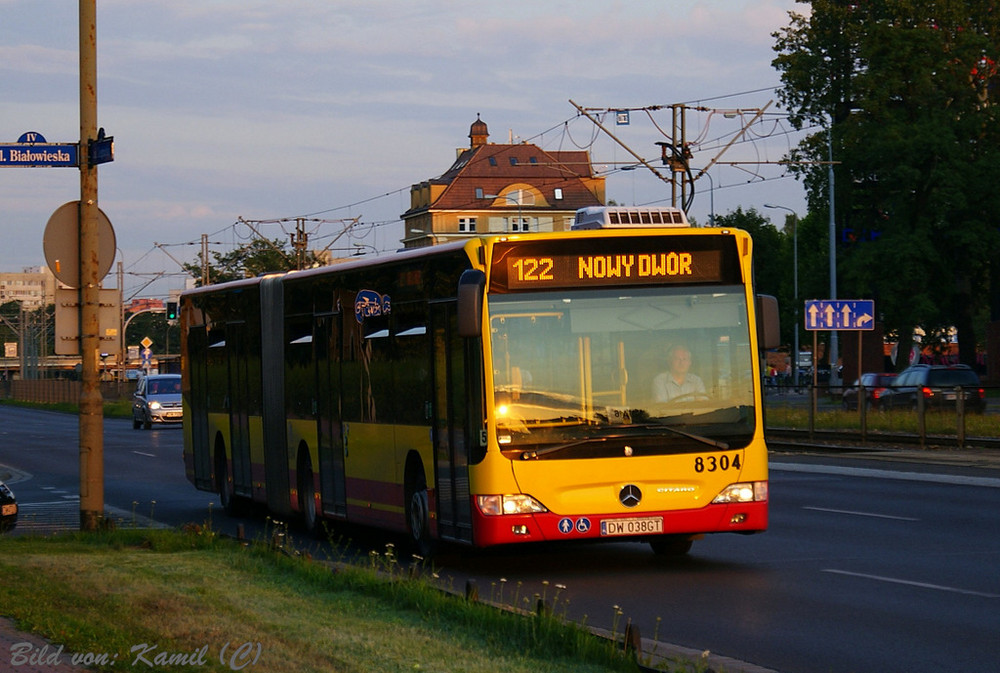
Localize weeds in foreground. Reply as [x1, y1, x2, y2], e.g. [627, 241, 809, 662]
[2, 506, 736, 673]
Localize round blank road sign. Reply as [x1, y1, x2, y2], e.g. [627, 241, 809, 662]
[42, 200, 117, 287]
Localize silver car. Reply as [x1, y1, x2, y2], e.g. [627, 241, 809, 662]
[132, 374, 183, 429]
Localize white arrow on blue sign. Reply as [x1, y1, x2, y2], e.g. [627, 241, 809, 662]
[804, 299, 875, 331]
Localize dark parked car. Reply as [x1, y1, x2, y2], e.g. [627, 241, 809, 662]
[879, 364, 985, 413]
[842, 372, 898, 411]
[1, 479, 17, 532]
[132, 373, 183, 429]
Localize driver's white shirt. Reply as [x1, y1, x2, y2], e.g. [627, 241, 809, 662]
[652, 372, 706, 402]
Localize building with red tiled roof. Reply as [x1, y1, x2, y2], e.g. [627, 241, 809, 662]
[402, 115, 605, 248]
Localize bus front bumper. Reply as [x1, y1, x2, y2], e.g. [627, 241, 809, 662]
[470, 500, 767, 548]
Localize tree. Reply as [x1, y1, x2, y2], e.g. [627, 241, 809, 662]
[710, 208, 800, 345]
[773, 0, 1000, 370]
[182, 237, 324, 286]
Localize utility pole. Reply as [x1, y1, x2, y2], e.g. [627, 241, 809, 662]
[571, 100, 772, 213]
[291, 218, 308, 270]
[78, 0, 103, 531]
[201, 234, 210, 285]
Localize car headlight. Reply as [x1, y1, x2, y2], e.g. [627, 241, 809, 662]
[476, 494, 548, 516]
[711, 481, 768, 504]
[149, 401, 161, 410]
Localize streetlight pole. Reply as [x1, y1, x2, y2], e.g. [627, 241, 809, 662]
[827, 127, 839, 384]
[765, 204, 798, 389]
[698, 170, 715, 226]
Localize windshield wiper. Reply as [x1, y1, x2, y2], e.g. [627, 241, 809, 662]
[520, 437, 608, 460]
[651, 424, 729, 450]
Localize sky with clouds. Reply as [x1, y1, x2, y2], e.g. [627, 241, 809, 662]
[1, 0, 810, 301]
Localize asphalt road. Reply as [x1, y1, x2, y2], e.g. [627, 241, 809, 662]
[2, 405, 998, 673]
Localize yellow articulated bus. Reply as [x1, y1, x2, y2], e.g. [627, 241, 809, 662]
[181, 206, 779, 556]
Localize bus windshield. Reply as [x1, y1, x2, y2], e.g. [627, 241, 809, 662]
[488, 286, 756, 456]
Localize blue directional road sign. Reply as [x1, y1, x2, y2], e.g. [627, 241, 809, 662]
[804, 299, 875, 331]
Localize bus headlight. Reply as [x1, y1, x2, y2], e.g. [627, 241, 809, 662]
[711, 481, 768, 504]
[476, 494, 548, 516]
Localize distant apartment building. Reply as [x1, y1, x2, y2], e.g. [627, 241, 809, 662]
[0, 267, 56, 308]
[402, 115, 605, 248]
[126, 297, 165, 313]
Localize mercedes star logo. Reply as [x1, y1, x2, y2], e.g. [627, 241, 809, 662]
[619, 484, 642, 508]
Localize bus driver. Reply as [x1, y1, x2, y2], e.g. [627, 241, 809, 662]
[652, 344, 707, 402]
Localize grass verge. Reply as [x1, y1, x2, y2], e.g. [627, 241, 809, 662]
[0, 398, 132, 418]
[0, 526, 648, 673]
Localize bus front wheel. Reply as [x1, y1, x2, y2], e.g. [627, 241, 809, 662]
[649, 535, 693, 556]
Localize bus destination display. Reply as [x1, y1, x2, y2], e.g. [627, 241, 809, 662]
[495, 241, 729, 290]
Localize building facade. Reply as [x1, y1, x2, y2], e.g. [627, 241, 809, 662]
[0, 267, 56, 308]
[402, 115, 605, 248]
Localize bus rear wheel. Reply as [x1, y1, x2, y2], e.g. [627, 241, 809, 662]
[215, 448, 237, 516]
[297, 451, 319, 536]
[405, 467, 433, 559]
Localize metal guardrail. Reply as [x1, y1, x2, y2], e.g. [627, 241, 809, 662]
[764, 382, 999, 450]
[766, 427, 1000, 451]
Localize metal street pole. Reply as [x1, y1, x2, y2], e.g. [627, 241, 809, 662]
[828, 127, 839, 383]
[79, 0, 104, 531]
[765, 204, 799, 389]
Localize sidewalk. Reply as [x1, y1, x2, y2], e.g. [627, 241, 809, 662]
[1, 618, 92, 672]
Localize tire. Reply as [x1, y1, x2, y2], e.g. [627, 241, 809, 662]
[405, 462, 433, 559]
[297, 451, 319, 535]
[216, 448, 237, 516]
[132, 415, 142, 430]
[143, 414, 152, 430]
[649, 535, 693, 556]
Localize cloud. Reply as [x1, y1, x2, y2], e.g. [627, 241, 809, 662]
[0, 0, 806, 294]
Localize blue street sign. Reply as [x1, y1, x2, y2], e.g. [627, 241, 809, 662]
[0, 143, 79, 167]
[89, 136, 114, 165]
[804, 299, 876, 331]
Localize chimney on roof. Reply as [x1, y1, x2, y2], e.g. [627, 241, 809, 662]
[469, 113, 489, 148]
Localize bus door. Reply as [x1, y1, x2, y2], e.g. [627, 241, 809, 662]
[187, 324, 213, 489]
[430, 301, 473, 543]
[226, 321, 252, 498]
[314, 312, 346, 517]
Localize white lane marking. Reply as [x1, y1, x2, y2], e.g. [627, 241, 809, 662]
[804, 506, 919, 521]
[822, 569, 1000, 598]
[132, 451, 156, 457]
[771, 461, 1000, 488]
